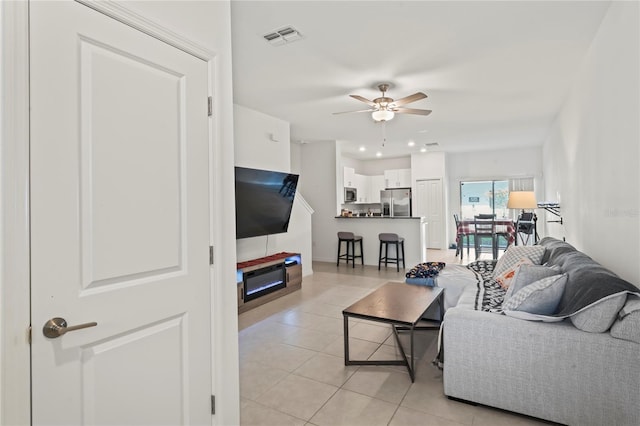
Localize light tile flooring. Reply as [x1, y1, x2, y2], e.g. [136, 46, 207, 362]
[238, 249, 553, 426]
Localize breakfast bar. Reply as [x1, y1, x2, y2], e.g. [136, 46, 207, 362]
[334, 216, 427, 268]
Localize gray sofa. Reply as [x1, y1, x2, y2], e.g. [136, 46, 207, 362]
[440, 237, 640, 426]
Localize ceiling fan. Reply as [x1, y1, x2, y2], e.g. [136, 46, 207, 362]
[333, 83, 432, 122]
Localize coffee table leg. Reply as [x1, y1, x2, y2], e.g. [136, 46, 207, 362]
[343, 314, 350, 364]
[410, 324, 415, 381]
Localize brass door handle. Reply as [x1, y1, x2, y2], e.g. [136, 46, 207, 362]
[43, 317, 97, 338]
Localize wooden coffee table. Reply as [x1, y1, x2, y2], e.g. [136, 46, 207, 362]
[342, 281, 443, 382]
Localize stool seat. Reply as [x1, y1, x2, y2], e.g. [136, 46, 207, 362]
[378, 233, 405, 272]
[337, 232, 364, 268]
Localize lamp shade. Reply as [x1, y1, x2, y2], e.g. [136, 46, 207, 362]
[507, 191, 537, 209]
[371, 109, 394, 122]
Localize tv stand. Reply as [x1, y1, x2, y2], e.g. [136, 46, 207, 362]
[236, 252, 302, 314]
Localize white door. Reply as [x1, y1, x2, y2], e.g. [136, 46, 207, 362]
[30, 2, 212, 424]
[416, 179, 444, 249]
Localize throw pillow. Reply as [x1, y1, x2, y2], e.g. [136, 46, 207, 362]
[405, 277, 436, 287]
[502, 273, 567, 315]
[570, 293, 627, 333]
[610, 297, 640, 343]
[503, 264, 560, 304]
[493, 245, 546, 278]
[494, 257, 533, 289]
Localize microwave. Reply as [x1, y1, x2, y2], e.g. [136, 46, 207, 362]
[344, 187, 357, 203]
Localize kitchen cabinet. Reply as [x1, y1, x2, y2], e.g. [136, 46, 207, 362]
[343, 167, 356, 188]
[384, 168, 411, 188]
[354, 174, 368, 202]
[368, 175, 385, 203]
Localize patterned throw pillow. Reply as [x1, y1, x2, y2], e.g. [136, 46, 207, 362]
[503, 264, 560, 304]
[502, 273, 567, 315]
[493, 245, 546, 278]
[494, 258, 533, 289]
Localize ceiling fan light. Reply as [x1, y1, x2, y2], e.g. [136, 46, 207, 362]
[372, 110, 394, 122]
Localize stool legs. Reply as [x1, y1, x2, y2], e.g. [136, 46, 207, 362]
[378, 240, 405, 271]
[338, 237, 363, 267]
[349, 240, 354, 268]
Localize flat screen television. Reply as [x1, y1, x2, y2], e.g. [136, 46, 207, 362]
[234, 166, 299, 239]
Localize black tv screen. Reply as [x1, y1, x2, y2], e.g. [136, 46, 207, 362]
[234, 166, 299, 239]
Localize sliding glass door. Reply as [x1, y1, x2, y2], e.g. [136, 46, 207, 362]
[460, 180, 509, 251]
[460, 180, 509, 219]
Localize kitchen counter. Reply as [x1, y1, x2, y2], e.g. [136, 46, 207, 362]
[334, 216, 428, 268]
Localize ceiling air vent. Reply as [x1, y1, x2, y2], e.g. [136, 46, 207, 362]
[263, 26, 302, 46]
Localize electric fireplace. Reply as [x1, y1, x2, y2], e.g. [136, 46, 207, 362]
[243, 262, 286, 302]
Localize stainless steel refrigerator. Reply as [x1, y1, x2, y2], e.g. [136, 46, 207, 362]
[380, 188, 412, 217]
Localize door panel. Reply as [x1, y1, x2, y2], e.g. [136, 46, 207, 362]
[416, 179, 444, 249]
[30, 1, 211, 424]
[80, 36, 184, 287]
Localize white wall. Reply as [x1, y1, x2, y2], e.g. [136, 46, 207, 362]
[233, 105, 313, 276]
[446, 147, 544, 245]
[301, 141, 341, 262]
[542, 1, 639, 285]
[1, 1, 240, 425]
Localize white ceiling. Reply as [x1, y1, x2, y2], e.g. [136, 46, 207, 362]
[230, 1, 610, 160]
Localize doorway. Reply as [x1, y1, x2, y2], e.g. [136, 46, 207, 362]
[460, 180, 509, 251]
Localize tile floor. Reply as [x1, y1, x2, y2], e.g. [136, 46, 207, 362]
[238, 249, 554, 426]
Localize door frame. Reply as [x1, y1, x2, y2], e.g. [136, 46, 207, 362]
[1, 2, 238, 424]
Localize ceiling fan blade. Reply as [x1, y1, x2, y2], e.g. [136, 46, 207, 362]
[332, 108, 375, 115]
[349, 94, 377, 107]
[390, 92, 427, 107]
[393, 107, 432, 116]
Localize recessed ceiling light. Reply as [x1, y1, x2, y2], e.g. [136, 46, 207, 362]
[359, 146, 366, 152]
[376, 152, 382, 157]
[408, 141, 415, 147]
[418, 129, 429, 133]
[420, 148, 427, 153]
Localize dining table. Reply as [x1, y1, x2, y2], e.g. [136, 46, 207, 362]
[458, 218, 516, 241]
[456, 219, 517, 260]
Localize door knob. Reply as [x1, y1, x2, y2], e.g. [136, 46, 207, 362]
[43, 317, 97, 338]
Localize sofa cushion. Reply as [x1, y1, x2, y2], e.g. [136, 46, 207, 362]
[493, 245, 545, 278]
[610, 296, 640, 343]
[503, 264, 560, 304]
[502, 273, 567, 315]
[494, 257, 533, 290]
[571, 292, 627, 333]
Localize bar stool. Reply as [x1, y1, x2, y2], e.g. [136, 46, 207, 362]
[336, 232, 364, 268]
[378, 233, 405, 272]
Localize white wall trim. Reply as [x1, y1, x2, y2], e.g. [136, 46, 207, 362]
[76, 0, 217, 60]
[0, 1, 31, 424]
[296, 193, 315, 215]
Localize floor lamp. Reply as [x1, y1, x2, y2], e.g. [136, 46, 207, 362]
[507, 191, 539, 244]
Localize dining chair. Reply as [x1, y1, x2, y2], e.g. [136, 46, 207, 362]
[453, 213, 470, 260]
[473, 215, 497, 260]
